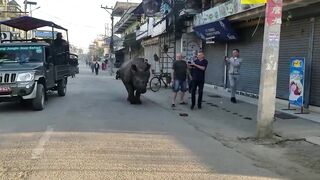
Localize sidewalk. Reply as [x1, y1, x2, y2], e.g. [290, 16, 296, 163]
[145, 85, 320, 145]
[204, 84, 320, 124]
[143, 86, 320, 178]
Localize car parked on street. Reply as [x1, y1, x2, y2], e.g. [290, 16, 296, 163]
[0, 16, 72, 110]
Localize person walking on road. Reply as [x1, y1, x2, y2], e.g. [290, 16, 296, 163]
[171, 53, 188, 108]
[90, 62, 95, 74]
[190, 51, 208, 110]
[94, 61, 100, 75]
[225, 49, 242, 103]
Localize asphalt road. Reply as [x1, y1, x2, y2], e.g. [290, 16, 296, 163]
[0, 65, 283, 180]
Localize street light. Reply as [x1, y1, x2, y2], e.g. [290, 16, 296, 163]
[101, 5, 115, 75]
[24, 1, 37, 15]
[30, 6, 40, 17]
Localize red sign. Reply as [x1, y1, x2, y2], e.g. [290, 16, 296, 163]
[266, 0, 283, 25]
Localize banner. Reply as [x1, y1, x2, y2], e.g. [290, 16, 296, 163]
[194, 0, 265, 26]
[289, 57, 305, 107]
[142, 0, 161, 17]
[241, 0, 267, 4]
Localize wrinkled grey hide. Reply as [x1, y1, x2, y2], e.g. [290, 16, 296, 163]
[118, 58, 151, 104]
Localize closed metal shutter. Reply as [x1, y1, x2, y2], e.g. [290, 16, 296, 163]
[204, 43, 226, 86]
[226, 18, 310, 98]
[228, 26, 264, 94]
[311, 17, 320, 106]
[144, 45, 160, 73]
[277, 19, 310, 99]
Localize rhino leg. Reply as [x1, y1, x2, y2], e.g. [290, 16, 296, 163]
[135, 91, 142, 104]
[124, 83, 135, 104]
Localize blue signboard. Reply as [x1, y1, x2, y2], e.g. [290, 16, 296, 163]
[193, 19, 238, 42]
[289, 57, 305, 107]
[35, 30, 57, 39]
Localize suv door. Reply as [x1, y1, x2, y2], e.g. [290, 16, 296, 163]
[45, 47, 55, 89]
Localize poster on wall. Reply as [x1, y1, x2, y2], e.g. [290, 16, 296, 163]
[289, 57, 305, 107]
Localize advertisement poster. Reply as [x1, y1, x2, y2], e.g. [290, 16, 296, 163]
[289, 57, 305, 107]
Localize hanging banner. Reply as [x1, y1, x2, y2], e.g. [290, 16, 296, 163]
[241, 0, 267, 4]
[289, 57, 305, 107]
[266, 0, 283, 25]
[142, 0, 161, 17]
[194, 0, 265, 26]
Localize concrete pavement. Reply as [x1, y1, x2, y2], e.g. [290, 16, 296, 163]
[0, 65, 318, 179]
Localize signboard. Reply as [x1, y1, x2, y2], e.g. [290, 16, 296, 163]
[289, 57, 305, 107]
[35, 30, 57, 39]
[0, 32, 12, 41]
[241, 0, 267, 4]
[194, 0, 264, 26]
[151, 19, 166, 37]
[142, 0, 161, 17]
[136, 22, 148, 40]
[193, 19, 238, 42]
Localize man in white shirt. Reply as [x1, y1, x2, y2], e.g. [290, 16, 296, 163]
[225, 49, 242, 103]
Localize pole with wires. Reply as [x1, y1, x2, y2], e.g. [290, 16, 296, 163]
[101, 5, 115, 75]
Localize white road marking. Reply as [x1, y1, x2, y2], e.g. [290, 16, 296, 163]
[31, 126, 53, 160]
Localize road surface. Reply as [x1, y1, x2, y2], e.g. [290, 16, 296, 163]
[0, 65, 283, 179]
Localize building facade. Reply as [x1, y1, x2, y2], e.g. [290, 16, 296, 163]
[193, 0, 320, 108]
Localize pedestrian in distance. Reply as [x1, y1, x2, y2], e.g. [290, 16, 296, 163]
[94, 61, 100, 75]
[171, 53, 189, 108]
[190, 51, 208, 110]
[90, 62, 95, 74]
[225, 49, 242, 103]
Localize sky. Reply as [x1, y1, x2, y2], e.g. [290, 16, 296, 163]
[16, 0, 142, 51]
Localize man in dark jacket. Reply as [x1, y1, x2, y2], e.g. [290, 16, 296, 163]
[190, 51, 208, 110]
[94, 61, 100, 75]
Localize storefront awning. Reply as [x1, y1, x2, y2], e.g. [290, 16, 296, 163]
[193, 19, 238, 42]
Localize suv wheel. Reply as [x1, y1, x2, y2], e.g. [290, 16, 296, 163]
[32, 84, 45, 111]
[57, 78, 67, 96]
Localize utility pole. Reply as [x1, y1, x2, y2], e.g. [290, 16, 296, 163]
[24, 1, 27, 15]
[101, 5, 114, 75]
[257, 0, 283, 138]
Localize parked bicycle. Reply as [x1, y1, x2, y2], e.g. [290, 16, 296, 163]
[149, 71, 172, 92]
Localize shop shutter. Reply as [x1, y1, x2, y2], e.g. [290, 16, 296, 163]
[277, 19, 310, 100]
[204, 42, 226, 87]
[310, 17, 320, 106]
[228, 26, 264, 94]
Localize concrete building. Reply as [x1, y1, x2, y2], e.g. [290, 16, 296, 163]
[191, 0, 320, 109]
[0, 0, 24, 40]
[113, 2, 143, 63]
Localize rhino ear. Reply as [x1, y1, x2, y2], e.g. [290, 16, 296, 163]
[145, 63, 151, 71]
[131, 64, 138, 72]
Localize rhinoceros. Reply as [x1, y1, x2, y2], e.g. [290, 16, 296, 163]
[118, 58, 151, 104]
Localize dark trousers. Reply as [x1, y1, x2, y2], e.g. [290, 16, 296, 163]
[191, 80, 204, 107]
[95, 68, 99, 75]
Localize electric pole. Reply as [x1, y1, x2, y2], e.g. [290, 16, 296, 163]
[101, 5, 115, 75]
[257, 0, 283, 138]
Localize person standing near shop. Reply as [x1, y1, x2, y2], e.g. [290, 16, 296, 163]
[190, 51, 208, 110]
[171, 53, 188, 108]
[225, 49, 242, 103]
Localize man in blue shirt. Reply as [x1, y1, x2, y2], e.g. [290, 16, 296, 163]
[190, 51, 208, 110]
